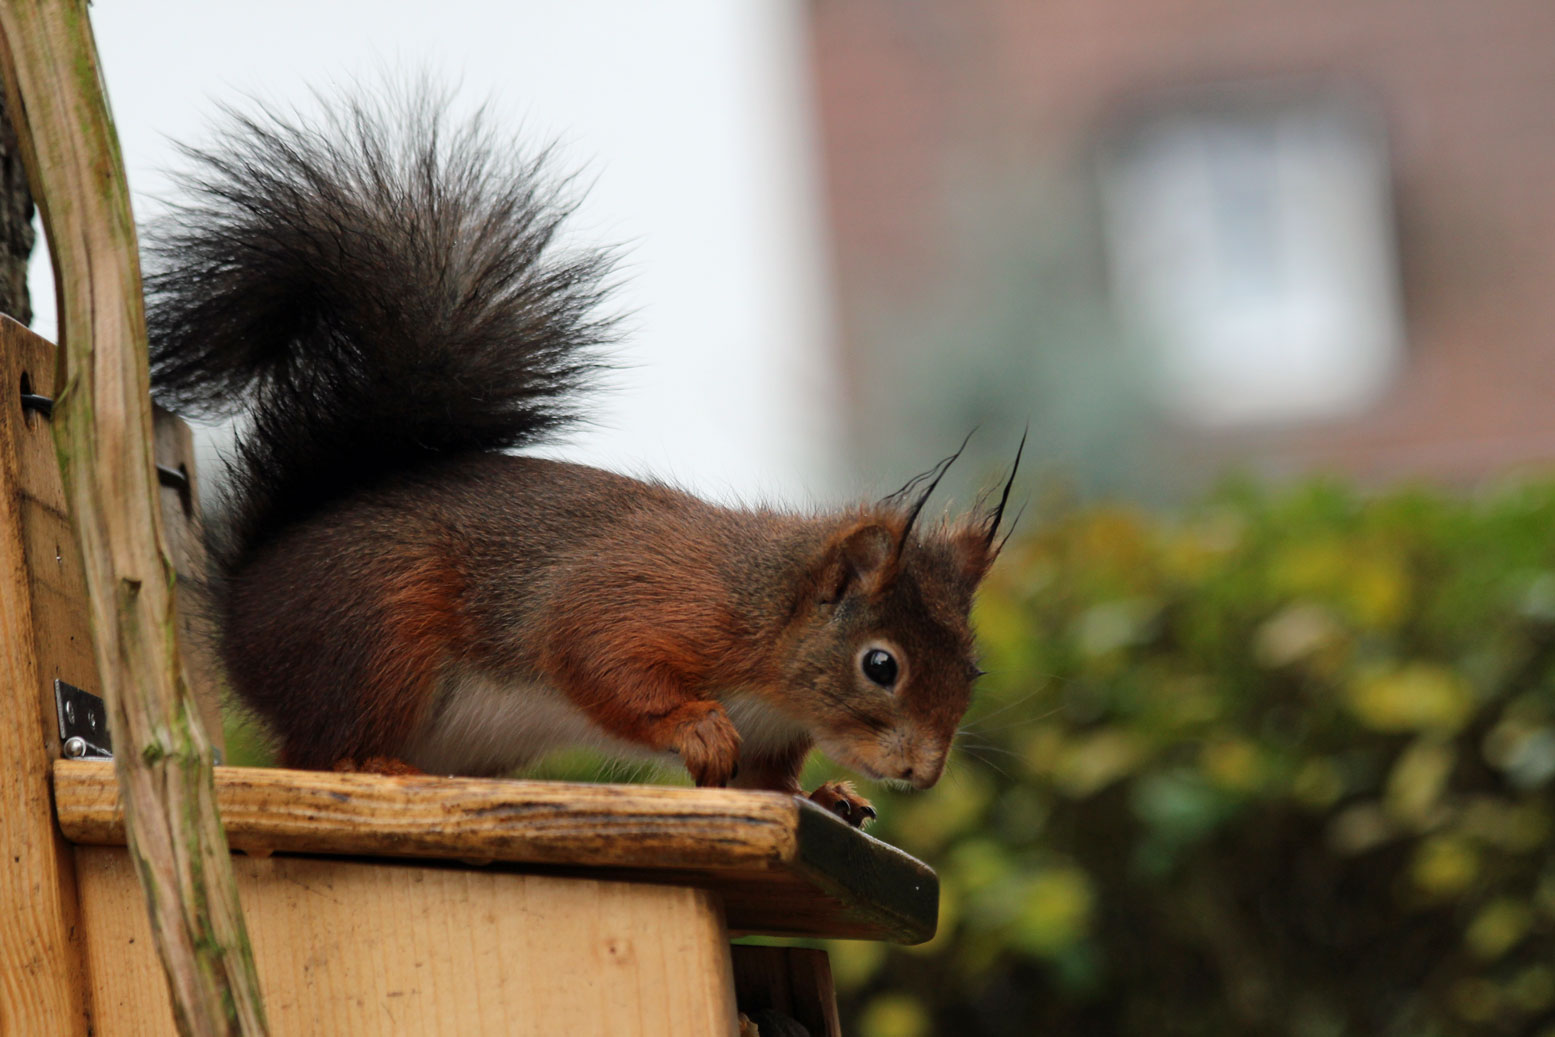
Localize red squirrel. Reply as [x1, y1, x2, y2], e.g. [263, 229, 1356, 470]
[145, 92, 1019, 827]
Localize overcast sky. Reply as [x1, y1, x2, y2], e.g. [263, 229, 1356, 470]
[29, 0, 840, 504]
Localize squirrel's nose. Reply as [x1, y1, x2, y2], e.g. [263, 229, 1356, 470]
[902, 752, 945, 789]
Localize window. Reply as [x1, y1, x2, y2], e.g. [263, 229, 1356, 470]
[1099, 87, 1403, 428]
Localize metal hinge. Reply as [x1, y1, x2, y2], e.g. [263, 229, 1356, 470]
[55, 678, 112, 759]
[52, 678, 223, 764]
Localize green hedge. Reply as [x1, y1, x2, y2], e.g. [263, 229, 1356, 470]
[833, 480, 1555, 1037]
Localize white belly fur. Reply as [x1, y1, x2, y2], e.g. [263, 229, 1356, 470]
[402, 665, 809, 777]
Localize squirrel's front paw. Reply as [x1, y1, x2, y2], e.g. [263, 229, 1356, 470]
[808, 780, 876, 828]
[665, 701, 742, 787]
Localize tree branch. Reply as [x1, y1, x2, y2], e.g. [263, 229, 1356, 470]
[0, 3, 267, 1033]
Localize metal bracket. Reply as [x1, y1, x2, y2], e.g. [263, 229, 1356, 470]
[18, 389, 188, 494]
[52, 679, 223, 764]
[20, 391, 54, 418]
[55, 678, 112, 759]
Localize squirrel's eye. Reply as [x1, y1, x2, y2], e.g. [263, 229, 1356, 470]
[861, 648, 898, 688]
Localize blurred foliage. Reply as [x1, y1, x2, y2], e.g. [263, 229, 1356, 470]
[837, 479, 1555, 1037]
[219, 477, 1555, 1035]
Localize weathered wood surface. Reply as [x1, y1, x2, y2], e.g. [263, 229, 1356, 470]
[0, 304, 226, 1035]
[0, 315, 89, 1032]
[1, 321, 219, 740]
[56, 760, 940, 943]
[731, 945, 842, 1037]
[75, 845, 739, 1037]
[0, 2, 265, 1033]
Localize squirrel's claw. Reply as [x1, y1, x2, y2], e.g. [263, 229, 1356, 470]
[807, 780, 876, 828]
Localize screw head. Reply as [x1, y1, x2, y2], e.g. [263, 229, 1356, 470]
[63, 736, 87, 759]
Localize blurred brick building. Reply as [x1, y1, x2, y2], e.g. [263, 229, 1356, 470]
[806, 0, 1555, 493]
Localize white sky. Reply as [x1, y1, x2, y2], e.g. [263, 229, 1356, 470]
[29, 0, 841, 504]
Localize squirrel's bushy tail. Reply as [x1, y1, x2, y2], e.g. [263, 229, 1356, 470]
[145, 89, 613, 568]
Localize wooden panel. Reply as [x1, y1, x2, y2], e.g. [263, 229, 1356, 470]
[3, 316, 222, 757]
[0, 319, 90, 1034]
[8, 321, 98, 750]
[731, 946, 841, 1037]
[75, 845, 739, 1036]
[0, 316, 223, 1033]
[56, 759, 940, 943]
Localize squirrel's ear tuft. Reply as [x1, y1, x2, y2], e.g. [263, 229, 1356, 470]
[950, 522, 997, 584]
[960, 426, 1027, 580]
[817, 522, 898, 603]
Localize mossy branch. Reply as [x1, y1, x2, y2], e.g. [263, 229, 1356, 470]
[0, 2, 267, 1033]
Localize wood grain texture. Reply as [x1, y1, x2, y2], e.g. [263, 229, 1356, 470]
[731, 946, 841, 1037]
[3, 322, 219, 751]
[0, 4, 265, 1032]
[75, 845, 740, 1037]
[0, 317, 89, 1033]
[56, 760, 940, 944]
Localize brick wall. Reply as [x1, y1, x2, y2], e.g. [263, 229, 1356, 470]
[808, 0, 1555, 485]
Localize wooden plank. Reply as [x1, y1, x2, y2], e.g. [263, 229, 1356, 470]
[0, 316, 223, 1033]
[75, 844, 739, 1036]
[0, 4, 267, 1026]
[55, 760, 940, 943]
[731, 946, 841, 1037]
[7, 318, 220, 754]
[0, 320, 90, 1034]
[9, 320, 98, 749]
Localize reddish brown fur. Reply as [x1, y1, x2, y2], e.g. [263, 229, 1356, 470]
[225, 519, 472, 770]
[533, 526, 758, 785]
[149, 94, 1016, 825]
[222, 453, 1003, 819]
[358, 552, 469, 757]
[733, 739, 814, 796]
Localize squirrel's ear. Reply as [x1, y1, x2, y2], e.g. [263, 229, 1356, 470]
[816, 522, 898, 603]
[949, 522, 996, 584]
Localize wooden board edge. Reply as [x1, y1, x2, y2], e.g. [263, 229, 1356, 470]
[55, 760, 805, 870]
[791, 799, 940, 944]
[54, 759, 941, 943]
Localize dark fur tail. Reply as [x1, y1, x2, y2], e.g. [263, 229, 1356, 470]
[145, 90, 614, 569]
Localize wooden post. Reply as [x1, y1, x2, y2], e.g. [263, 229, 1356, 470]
[0, 3, 266, 1034]
[0, 323, 90, 1037]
